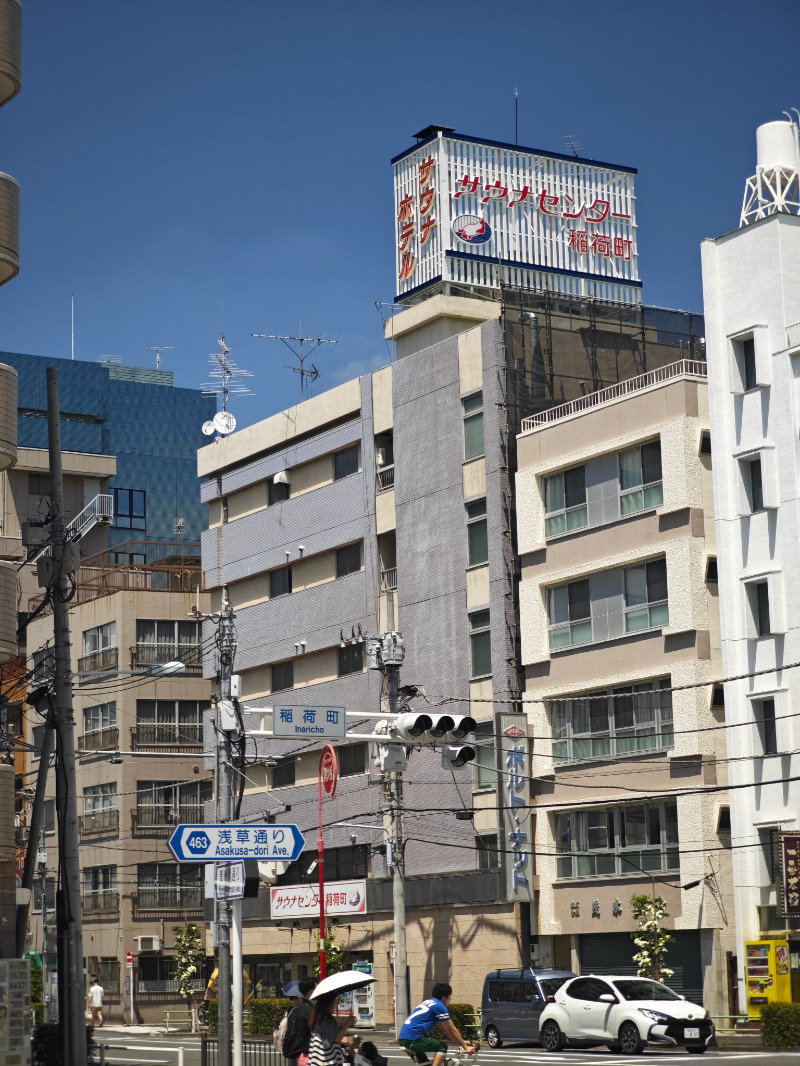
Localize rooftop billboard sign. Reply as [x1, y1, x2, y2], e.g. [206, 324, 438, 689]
[392, 129, 640, 304]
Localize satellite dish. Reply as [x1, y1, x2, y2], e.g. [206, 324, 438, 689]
[202, 421, 216, 436]
[213, 411, 237, 436]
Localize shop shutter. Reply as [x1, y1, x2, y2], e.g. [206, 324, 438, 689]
[580, 930, 703, 1005]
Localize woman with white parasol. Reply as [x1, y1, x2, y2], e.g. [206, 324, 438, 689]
[308, 971, 376, 1066]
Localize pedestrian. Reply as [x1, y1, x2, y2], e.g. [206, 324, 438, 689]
[353, 1039, 388, 1066]
[308, 990, 355, 1066]
[398, 983, 476, 1066]
[87, 975, 104, 1027]
[282, 977, 318, 1066]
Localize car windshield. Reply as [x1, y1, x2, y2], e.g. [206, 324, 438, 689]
[614, 979, 682, 1002]
[539, 977, 570, 998]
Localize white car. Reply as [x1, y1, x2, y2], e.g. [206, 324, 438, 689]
[538, 975, 714, 1055]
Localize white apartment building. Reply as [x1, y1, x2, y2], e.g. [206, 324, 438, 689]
[701, 118, 800, 1010]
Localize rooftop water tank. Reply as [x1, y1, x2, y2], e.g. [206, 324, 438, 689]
[0, 173, 19, 286]
[0, 0, 21, 108]
[756, 120, 800, 173]
[0, 363, 17, 471]
[0, 561, 18, 664]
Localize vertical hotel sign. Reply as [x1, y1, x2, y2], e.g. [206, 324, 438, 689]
[779, 832, 800, 918]
[499, 714, 532, 903]
[393, 132, 638, 298]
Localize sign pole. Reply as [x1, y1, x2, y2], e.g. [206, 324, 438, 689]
[318, 745, 339, 980]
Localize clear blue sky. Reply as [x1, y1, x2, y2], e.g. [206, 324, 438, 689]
[1, 0, 797, 428]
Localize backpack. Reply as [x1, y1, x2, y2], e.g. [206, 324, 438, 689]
[282, 1003, 308, 1059]
[273, 1007, 292, 1055]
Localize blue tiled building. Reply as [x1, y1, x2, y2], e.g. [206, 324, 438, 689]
[0, 351, 216, 546]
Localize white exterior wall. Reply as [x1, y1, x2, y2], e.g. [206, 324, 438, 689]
[701, 212, 800, 1011]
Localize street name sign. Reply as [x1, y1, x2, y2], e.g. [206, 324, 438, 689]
[168, 823, 305, 863]
[215, 860, 246, 900]
[273, 705, 346, 739]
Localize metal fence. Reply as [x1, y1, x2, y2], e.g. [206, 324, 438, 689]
[200, 1037, 281, 1066]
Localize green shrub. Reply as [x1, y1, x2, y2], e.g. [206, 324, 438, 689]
[248, 997, 290, 1036]
[206, 999, 218, 1033]
[762, 1003, 800, 1050]
[32, 1022, 96, 1065]
[432, 1002, 479, 1043]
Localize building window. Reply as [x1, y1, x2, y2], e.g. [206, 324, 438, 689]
[222, 495, 229, 522]
[333, 445, 360, 481]
[463, 393, 484, 461]
[113, 488, 146, 530]
[136, 780, 212, 827]
[544, 465, 587, 537]
[83, 865, 117, 909]
[84, 701, 116, 734]
[624, 558, 669, 633]
[555, 799, 679, 879]
[339, 743, 367, 777]
[338, 642, 364, 677]
[466, 500, 488, 566]
[83, 783, 118, 833]
[272, 660, 294, 693]
[747, 457, 764, 512]
[135, 700, 203, 745]
[336, 542, 362, 578]
[87, 957, 120, 995]
[700, 433, 712, 456]
[474, 721, 495, 789]
[548, 579, 591, 649]
[619, 440, 663, 516]
[706, 557, 718, 582]
[135, 620, 202, 669]
[469, 610, 492, 678]
[28, 472, 50, 496]
[268, 479, 290, 505]
[477, 834, 499, 870]
[752, 581, 771, 637]
[270, 567, 292, 598]
[277, 845, 369, 886]
[551, 679, 673, 764]
[32, 647, 55, 685]
[138, 954, 210, 994]
[83, 622, 116, 657]
[272, 758, 296, 789]
[137, 863, 203, 910]
[742, 337, 757, 391]
[755, 698, 778, 755]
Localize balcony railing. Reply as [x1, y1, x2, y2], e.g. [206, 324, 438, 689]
[132, 887, 203, 916]
[130, 643, 203, 674]
[79, 809, 119, 836]
[82, 890, 119, 915]
[376, 465, 395, 493]
[380, 567, 398, 591]
[521, 359, 708, 432]
[131, 722, 203, 750]
[138, 978, 206, 994]
[132, 804, 206, 835]
[80, 726, 119, 752]
[77, 647, 119, 674]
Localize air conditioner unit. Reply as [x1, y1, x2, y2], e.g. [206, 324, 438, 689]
[273, 470, 290, 486]
[136, 935, 161, 953]
[376, 448, 386, 467]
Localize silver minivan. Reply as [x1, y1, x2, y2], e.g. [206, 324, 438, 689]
[481, 968, 576, 1048]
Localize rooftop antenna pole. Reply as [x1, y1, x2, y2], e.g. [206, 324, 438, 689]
[146, 345, 174, 370]
[200, 335, 254, 439]
[251, 320, 337, 401]
[71, 294, 74, 360]
[515, 88, 519, 146]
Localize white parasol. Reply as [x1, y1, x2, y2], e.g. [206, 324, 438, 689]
[310, 970, 377, 999]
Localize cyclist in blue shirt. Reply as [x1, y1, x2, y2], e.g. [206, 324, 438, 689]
[399, 983, 477, 1066]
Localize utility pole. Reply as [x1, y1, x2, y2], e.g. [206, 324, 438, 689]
[214, 596, 236, 1066]
[16, 717, 55, 957]
[37, 829, 53, 1021]
[47, 367, 87, 1066]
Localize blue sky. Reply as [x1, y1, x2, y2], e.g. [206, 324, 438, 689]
[0, 0, 797, 427]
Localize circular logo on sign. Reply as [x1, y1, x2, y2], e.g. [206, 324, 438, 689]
[348, 888, 362, 907]
[452, 214, 492, 245]
[320, 745, 338, 799]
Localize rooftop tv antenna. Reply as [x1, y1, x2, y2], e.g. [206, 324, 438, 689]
[563, 135, 582, 158]
[200, 334, 254, 437]
[174, 517, 186, 540]
[147, 344, 174, 370]
[251, 320, 337, 401]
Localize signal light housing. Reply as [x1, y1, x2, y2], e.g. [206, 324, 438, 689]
[441, 743, 476, 768]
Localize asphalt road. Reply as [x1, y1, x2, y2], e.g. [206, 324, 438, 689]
[93, 1036, 794, 1066]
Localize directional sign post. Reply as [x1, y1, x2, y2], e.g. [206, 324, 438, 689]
[168, 823, 305, 863]
[215, 861, 247, 901]
[273, 705, 346, 740]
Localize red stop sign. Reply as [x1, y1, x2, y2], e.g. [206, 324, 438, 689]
[126, 952, 133, 965]
[319, 745, 338, 800]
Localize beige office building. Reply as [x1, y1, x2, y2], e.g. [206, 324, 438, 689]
[516, 359, 736, 1016]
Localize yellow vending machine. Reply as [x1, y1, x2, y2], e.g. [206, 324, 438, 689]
[745, 940, 791, 1016]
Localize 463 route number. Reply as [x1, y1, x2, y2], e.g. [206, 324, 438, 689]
[186, 833, 211, 853]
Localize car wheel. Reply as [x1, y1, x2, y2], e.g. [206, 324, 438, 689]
[619, 1021, 644, 1055]
[485, 1026, 502, 1049]
[540, 1020, 563, 1052]
[686, 1048, 708, 1055]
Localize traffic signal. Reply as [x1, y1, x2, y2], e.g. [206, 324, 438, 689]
[393, 713, 433, 742]
[441, 743, 477, 768]
[390, 713, 476, 746]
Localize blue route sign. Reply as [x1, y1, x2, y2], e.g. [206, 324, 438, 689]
[168, 823, 305, 863]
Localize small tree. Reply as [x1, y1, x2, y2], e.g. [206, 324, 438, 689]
[313, 928, 347, 978]
[630, 894, 674, 982]
[171, 923, 205, 1032]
